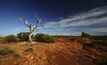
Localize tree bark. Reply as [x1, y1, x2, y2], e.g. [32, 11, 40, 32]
[29, 32, 33, 43]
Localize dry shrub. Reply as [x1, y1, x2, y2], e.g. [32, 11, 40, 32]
[0, 39, 7, 44]
[0, 47, 14, 57]
[4, 35, 18, 43]
[35, 33, 55, 43]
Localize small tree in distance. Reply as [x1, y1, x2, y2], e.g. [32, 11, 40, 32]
[81, 32, 90, 37]
[18, 16, 42, 43]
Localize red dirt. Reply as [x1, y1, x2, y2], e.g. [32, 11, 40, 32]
[0, 38, 107, 65]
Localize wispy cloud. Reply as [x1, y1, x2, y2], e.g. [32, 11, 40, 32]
[40, 6, 107, 35]
[85, 27, 107, 33]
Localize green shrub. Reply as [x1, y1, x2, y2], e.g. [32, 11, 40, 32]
[35, 33, 55, 43]
[0, 47, 14, 57]
[4, 35, 18, 42]
[17, 32, 29, 41]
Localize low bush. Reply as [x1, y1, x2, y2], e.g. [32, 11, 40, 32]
[17, 32, 29, 41]
[4, 35, 18, 42]
[35, 33, 55, 43]
[0, 47, 14, 57]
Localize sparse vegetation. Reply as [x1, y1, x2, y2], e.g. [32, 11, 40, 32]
[0, 36, 107, 65]
[4, 35, 18, 43]
[90, 36, 107, 40]
[17, 32, 29, 41]
[0, 38, 7, 43]
[35, 33, 55, 43]
[0, 47, 14, 57]
[0, 33, 107, 65]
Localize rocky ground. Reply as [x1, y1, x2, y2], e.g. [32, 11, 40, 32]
[0, 38, 107, 65]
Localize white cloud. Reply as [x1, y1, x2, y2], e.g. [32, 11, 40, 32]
[45, 21, 60, 28]
[66, 16, 107, 27]
[44, 6, 107, 35]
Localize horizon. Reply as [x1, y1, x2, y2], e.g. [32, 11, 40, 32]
[0, 0, 107, 36]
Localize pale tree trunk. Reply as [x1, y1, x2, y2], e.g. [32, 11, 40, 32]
[29, 32, 33, 43]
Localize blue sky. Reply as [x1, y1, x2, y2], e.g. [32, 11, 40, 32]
[0, 0, 107, 36]
[43, 6, 107, 36]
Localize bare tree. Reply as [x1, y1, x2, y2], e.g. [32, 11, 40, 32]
[18, 16, 42, 43]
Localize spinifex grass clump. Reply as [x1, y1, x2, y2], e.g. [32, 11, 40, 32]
[0, 47, 14, 57]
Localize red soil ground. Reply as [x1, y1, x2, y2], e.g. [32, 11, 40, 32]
[0, 38, 107, 65]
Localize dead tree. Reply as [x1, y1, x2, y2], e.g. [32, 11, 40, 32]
[19, 16, 42, 43]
